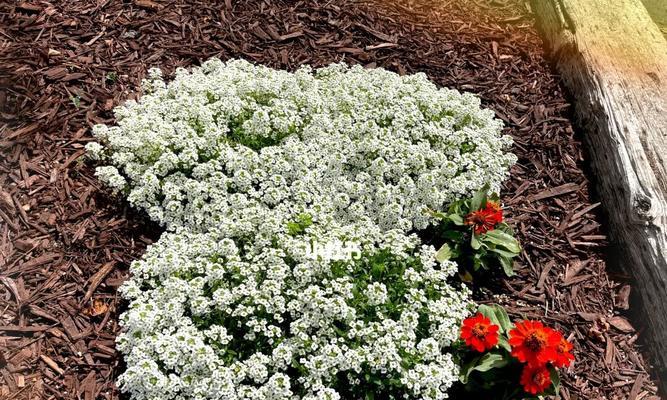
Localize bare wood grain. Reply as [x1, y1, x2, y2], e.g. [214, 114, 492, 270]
[532, 0, 667, 389]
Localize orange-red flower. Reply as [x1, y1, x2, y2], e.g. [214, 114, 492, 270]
[553, 335, 575, 368]
[465, 209, 497, 234]
[465, 201, 503, 234]
[484, 200, 503, 224]
[520, 364, 552, 395]
[509, 320, 560, 366]
[460, 313, 499, 352]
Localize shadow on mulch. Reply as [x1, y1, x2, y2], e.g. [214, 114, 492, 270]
[0, 0, 660, 399]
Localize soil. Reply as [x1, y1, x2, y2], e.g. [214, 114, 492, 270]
[0, 0, 661, 399]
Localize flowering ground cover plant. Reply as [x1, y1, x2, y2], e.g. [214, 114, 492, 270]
[87, 59, 516, 233]
[117, 229, 472, 399]
[87, 58, 575, 399]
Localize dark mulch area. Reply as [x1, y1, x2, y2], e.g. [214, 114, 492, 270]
[0, 0, 660, 399]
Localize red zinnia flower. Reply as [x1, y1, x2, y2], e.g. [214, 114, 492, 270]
[483, 200, 503, 224]
[465, 201, 503, 234]
[509, 320, 560, 366]
[553, 334, 575, 368]
[520, 364, 552, 395]
[460, 313, 499, 352]
[464, 209, 498, 234]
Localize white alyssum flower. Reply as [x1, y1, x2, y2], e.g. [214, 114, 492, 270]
[94, 165, 126, 192]
[90, 59, 517, 400]
[89, 58, 515, 232]
[366, 282, 388, 306]
[117, 228, 473, 400]
[85, 142, 105, 160]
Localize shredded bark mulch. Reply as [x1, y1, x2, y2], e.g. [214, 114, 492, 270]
[0, 0, 661, 399]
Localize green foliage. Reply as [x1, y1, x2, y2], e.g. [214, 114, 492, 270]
[106, 71, 118, 83]
[478, 304, 512, 334]
[70, 95, 82, 108]
[459, 352, 508, 384]
[286, 213, 313, 235]
[431, 187, 521, 278]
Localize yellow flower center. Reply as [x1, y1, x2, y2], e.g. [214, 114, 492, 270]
[532, 370, 549, 386]
[525, 331, 548, 352]
[472, 323, 488, 338]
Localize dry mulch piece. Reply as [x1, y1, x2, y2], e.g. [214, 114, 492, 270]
[0, 0, 661, 399]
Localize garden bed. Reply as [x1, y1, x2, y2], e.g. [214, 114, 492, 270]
[0, 0, 660, 399]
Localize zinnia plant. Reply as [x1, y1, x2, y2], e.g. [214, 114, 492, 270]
[509, 320, 561, 366]
[431, 187, 521, 277]
[457, 304, 574, 398]
[553, 336, 576, 368]
[520, 365, 552, 395]
[464, 200, 503, 234]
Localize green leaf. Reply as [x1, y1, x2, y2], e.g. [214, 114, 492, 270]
[459, 356, 480, 384]
[549, 365, 561, 394]
[471, 234, 482, 250]
[497, 335, 511, 352]
[475, 352, 508, 372]
[459, 270, 474, 283]
[460, 352, 508, 384]
[470, 185, 489, 211]
[435, 244, 452, 263]
[478, 304, 500, 325]
[447, 199, 465, 214]
[425, 209, 447, 220]
[483, 230, 521, 254]
[371, 262, 385, 277]
[448, 213, 464, 225]
[286, 213, 313, 236]
[492, 305, 512, 333]
[489, 248, 519, 258]
[478, 304, 513, 334]
[498, 255, 515, 277]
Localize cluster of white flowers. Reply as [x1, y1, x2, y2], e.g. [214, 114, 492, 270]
[117, 226, 471, 400]
[88, 58, 515, 233]
[89, 59, 516, 400]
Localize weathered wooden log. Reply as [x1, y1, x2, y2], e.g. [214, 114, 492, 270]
[642, 0, 667, 38]
[531, 0, 667, 390]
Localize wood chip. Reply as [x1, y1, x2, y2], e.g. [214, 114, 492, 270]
[609, 316, 635, 333]
[134, 0, 161, 10]
[83, 262, 116, 303]
[530, 182, 580, 201]
[40, 355, 64, 375]
[0, 325, 51, 332]
[17, 2, 42, 12]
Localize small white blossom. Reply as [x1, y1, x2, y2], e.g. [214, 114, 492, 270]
[89, 58, 515, 233]
[366, 282, 388, 306]
[95, 166, 126, 192]
[85, 142, 105, 160]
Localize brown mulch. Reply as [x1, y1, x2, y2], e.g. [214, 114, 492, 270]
[0, 0, 661, 399]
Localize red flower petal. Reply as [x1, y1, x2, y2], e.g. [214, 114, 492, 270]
[460, 313, 500, 352]
[509, 320, 560, 366]
[553, 335, 575, 368]
[464, 209, 499, 234]
[520, 364, 552, 395]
